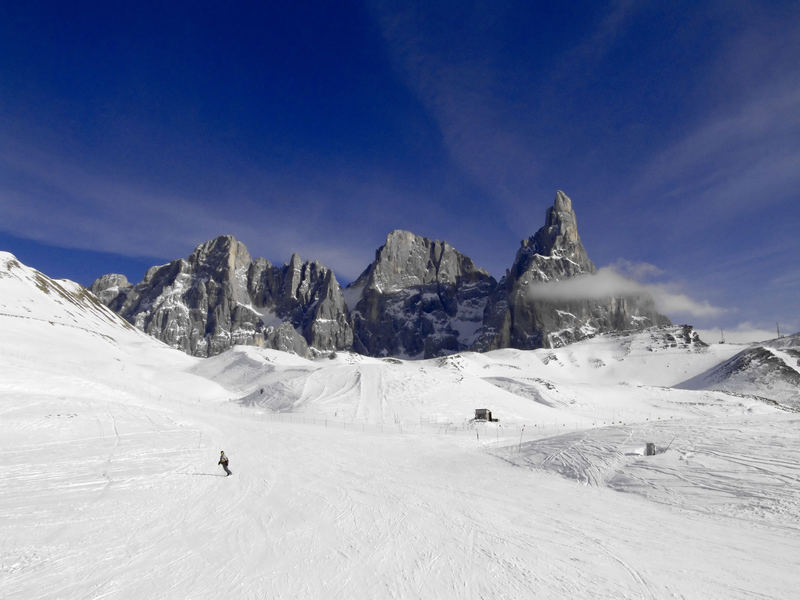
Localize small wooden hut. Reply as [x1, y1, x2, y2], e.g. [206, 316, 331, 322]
[474, 408, 497, 422]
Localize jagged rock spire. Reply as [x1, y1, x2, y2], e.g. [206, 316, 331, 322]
[517, 190, 596, 279]
[532, 191, 586, 255]
[473, 190, 669, 351]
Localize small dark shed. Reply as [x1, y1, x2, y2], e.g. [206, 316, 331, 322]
[474, 408, 497, 422]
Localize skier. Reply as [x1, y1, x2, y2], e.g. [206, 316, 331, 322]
[218, 450, 231, 476]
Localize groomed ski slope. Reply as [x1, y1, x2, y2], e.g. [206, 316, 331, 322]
[2, 255, 799, 599]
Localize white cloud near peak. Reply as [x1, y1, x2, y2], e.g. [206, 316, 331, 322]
[524, 264, 726, 319]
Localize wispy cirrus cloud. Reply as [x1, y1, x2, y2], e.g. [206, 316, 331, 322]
[627, 2, 800, 226]
[3, 152, 260, 255]
[632, 84, 800, 216]
[368, 1, 658, 236]
[770, 269, 800, 291]
[367, 2, 548, 235]
[555, 0, 641, 67]
[0, 137, 401, 280]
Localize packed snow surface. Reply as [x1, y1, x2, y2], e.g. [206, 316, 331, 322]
[1, 252, 799, 599]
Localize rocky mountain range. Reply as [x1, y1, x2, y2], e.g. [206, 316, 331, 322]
[91, 191, 671, 358]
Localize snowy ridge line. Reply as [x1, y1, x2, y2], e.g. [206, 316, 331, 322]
[697, 387, 799, 413]
[0, 311, 118, 343]
[768, 347, 800, 376]
[655, 382, 798, 413]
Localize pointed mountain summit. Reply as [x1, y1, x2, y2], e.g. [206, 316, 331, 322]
[475, 191, 670, 350]
[350, 229, 490, 293]
[532, 190, 591, 258]
[346, 230, 496, 358]
[512, 189, 596, 282]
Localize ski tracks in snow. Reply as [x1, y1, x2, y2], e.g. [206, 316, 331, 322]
[4, 391, 800, 598]
[354, 365, 386, 424]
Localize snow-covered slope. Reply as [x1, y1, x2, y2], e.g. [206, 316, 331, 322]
[191, 325, 763, 427]
[0, 251, 140, 339]
[677, 333, 800, 409]
[0, 252, 230, 450]
[2, 253, 799, 599]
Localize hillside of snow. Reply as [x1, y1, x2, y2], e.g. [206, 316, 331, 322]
[2, 252, 799, 599]
[677, 333, 800, 409]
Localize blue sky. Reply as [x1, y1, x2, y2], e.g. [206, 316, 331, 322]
[1, 1, 798, 341]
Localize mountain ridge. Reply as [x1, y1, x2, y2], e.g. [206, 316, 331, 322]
[89, 190, 672, 358]
[3, 249, 797, 410]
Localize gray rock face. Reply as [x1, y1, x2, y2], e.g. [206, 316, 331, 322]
[528, 190, 594, 271]
[262, 321, 310, 357]
[91, 235, 352, 357]
[89, 273, 132, 306]
[474, 190, 670, 350]
[346, 230, 497, 358]
[92, 190, 671, 359]
[248, 253, 353, 352]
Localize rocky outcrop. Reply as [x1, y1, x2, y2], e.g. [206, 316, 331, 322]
[247, 253, 353, 351]
[91, 235, 352, 357]
[89, 273, 133, 306]
[345, 230, 497, 358]
[474, 191, 670, 350]
[92, 190, 672, 359]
